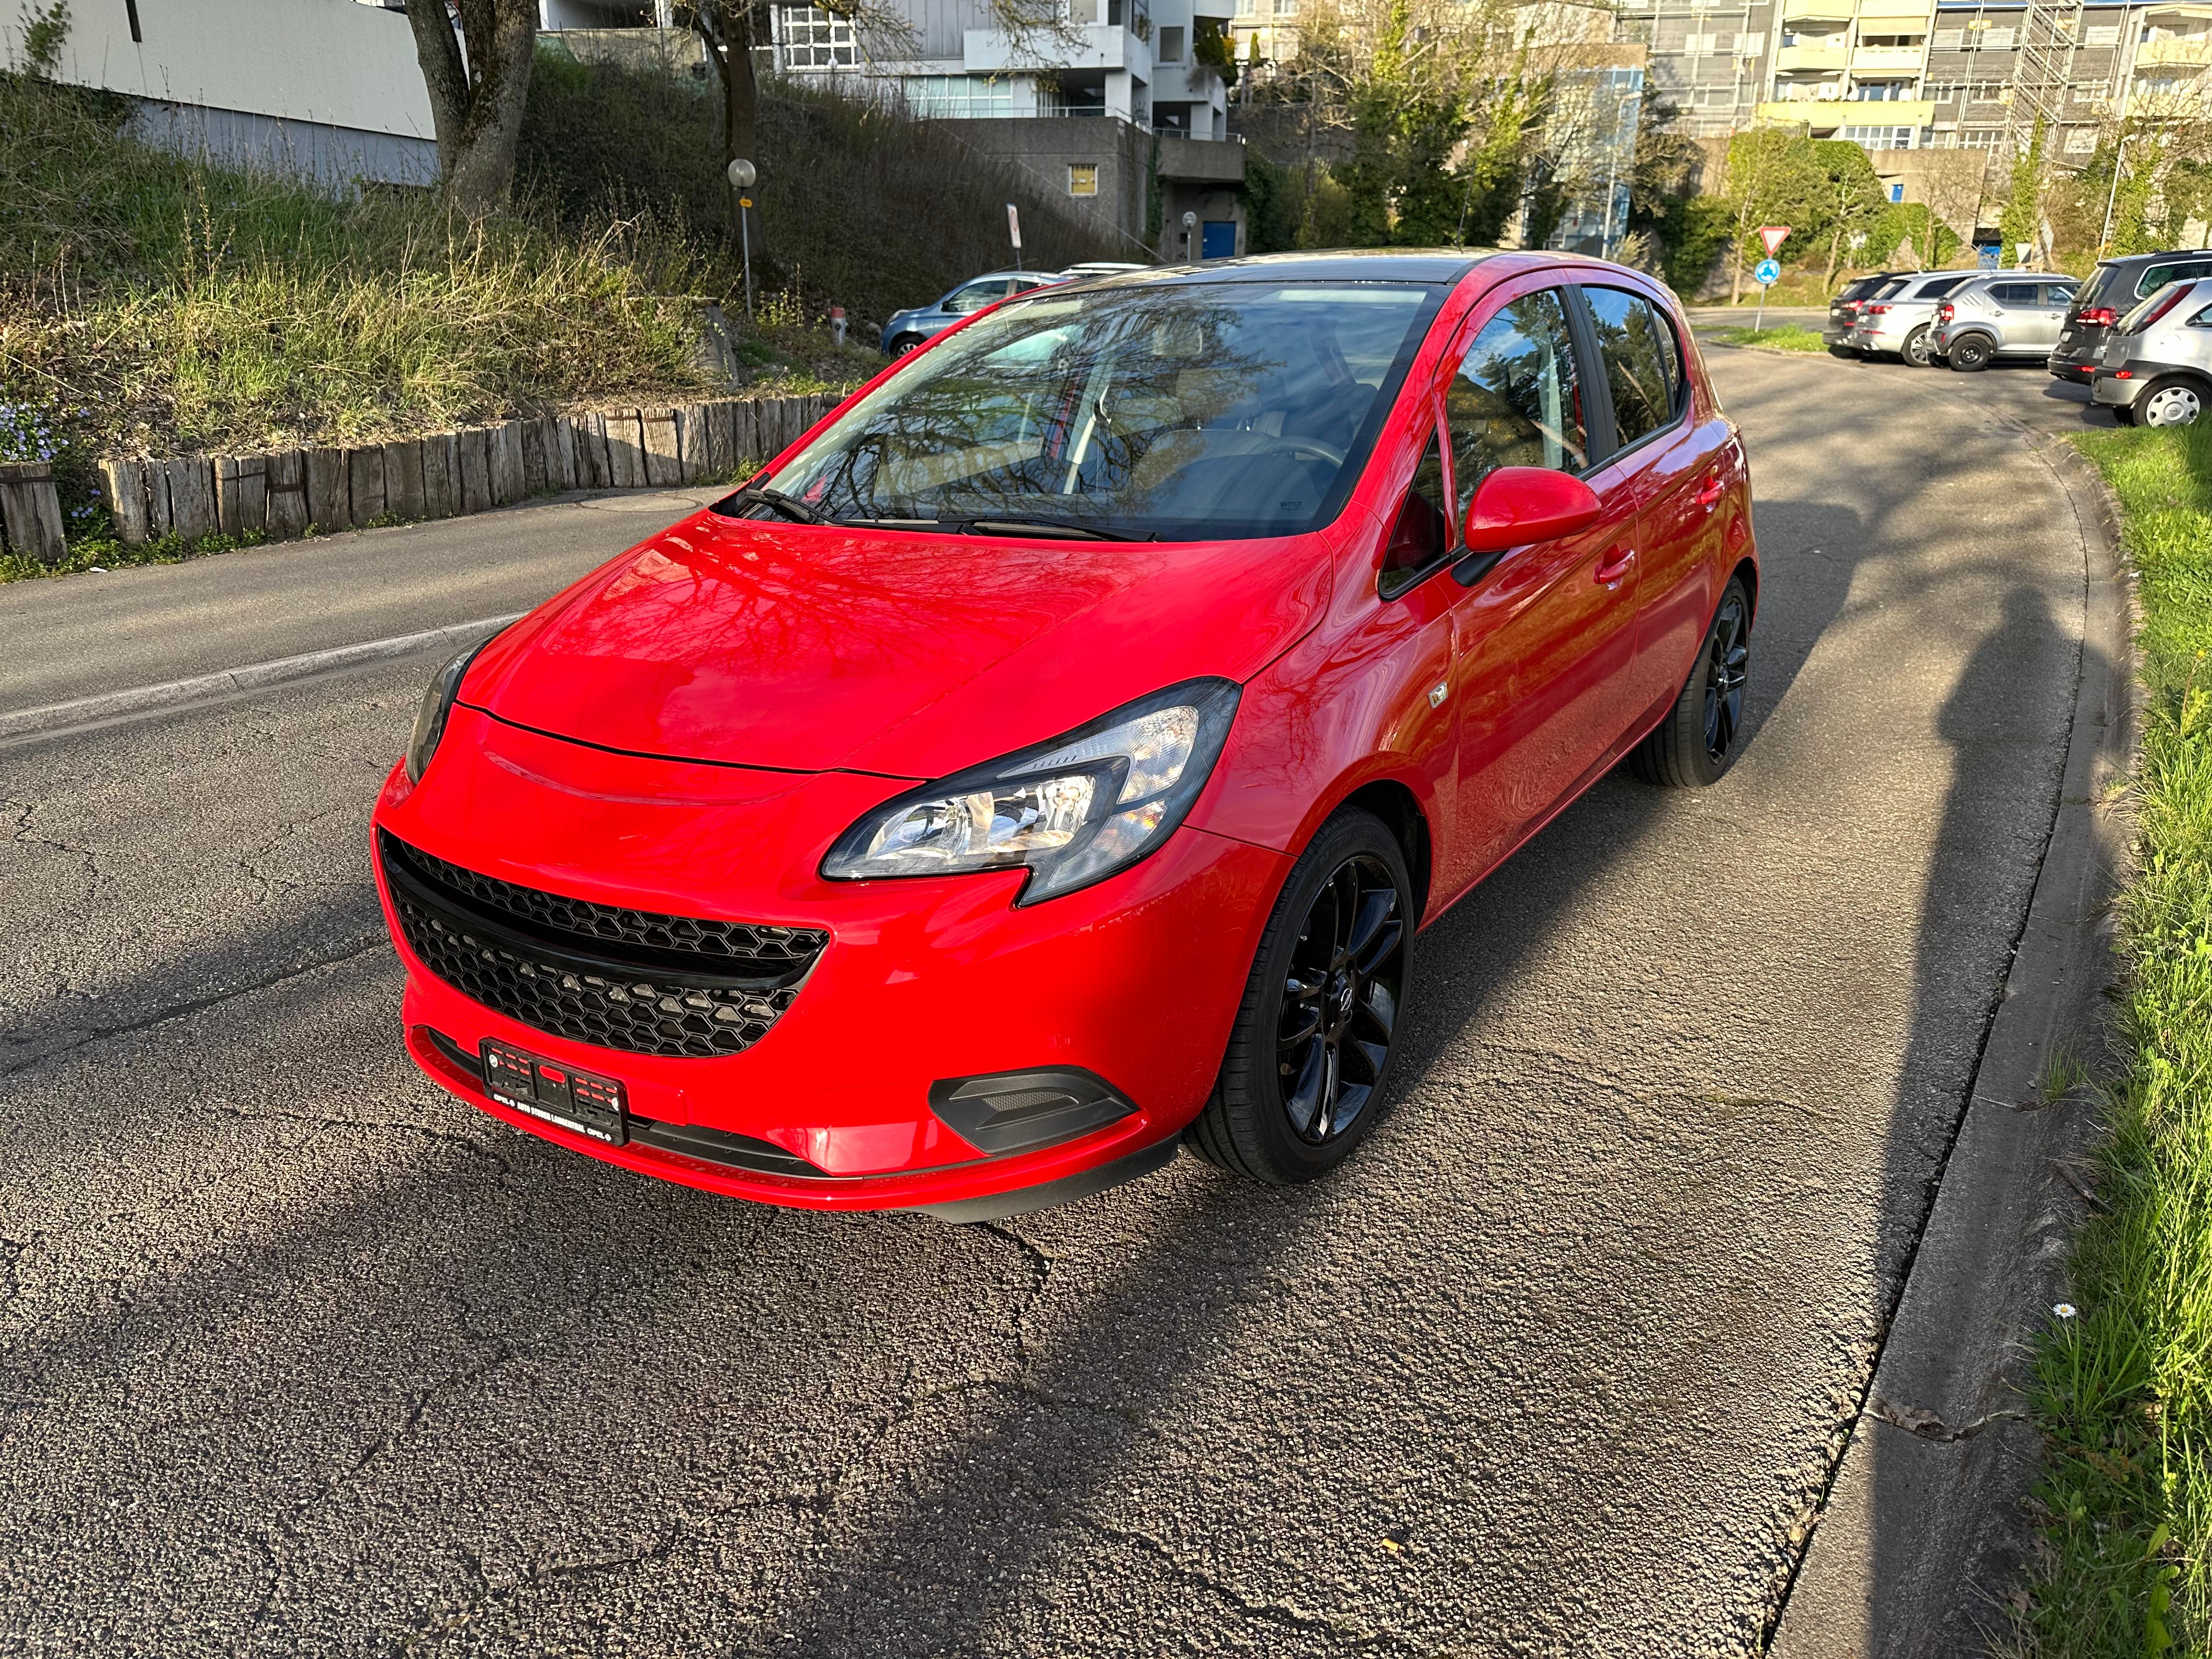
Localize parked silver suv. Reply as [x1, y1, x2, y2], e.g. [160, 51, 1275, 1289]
[1929, 274, 2079, 371]
[2090, 275, 2212, 426]
[1846, 270, 1980, 365]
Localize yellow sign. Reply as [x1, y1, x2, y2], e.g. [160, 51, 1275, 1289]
[739, 196, 753, 208]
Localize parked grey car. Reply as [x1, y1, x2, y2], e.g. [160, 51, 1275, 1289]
[1825, 270, 1909, 352]
[1846, 269, 1979, 365]
[2051, 249, 2212, 383]
[1929, 274, 2079, 371]
[2090, 275, 2212, 426]
[881, 269, 1061, 357]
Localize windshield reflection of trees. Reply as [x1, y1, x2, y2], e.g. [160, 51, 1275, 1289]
[789, 289, 1429, 538]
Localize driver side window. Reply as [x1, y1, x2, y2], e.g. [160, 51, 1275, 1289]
[945, 279, 1013, 315]
[1446, 290, 1588, 522]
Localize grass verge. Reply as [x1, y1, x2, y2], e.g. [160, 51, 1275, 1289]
[1707, 324, 1831, 353]
[2011, 421, 2212, 1655]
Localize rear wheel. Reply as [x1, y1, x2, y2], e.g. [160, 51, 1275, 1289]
[1948, 335, 1994, 372]
[1186, 809, 1412, 1186]
[1631, 576, 1753, 789]
[1902, 326, 1934, 368]
[2141, 378, 2205, 427]
[2112, 403, 2138, 427]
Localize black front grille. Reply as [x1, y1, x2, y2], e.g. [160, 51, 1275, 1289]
[380, 832, 826, 1059]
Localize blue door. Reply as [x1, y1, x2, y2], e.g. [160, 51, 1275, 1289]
[1200, 221, 1237, 259]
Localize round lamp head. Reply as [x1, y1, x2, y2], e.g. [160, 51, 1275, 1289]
[726, 158, 758, 189]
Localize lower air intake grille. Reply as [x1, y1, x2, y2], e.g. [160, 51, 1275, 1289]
[381, 833, 823, 1059]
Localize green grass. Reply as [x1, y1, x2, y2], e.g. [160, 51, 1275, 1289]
[2011, 421, 2212, 1655]
[1707, 324, 1831, 353]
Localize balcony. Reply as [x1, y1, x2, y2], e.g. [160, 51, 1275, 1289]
[1757, 97, 1933, 128]
[2137, 33, 2212, 64]
[1779, 0, 1855, 20]
[1776, 41, 1849, 71]
[965, 21, 1149, 72]
[1852, 44, 1927, 71]
[1155, 134, 1245, 182]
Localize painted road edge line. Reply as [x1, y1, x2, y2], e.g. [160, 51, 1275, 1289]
[0, 613, 525, 742]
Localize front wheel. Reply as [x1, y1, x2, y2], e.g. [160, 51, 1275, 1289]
[1631, 575, 1753, 788]
[1186, 808, 1413, 1186]
[1948, 335, 1993, 372]
[1903, 326, 1934, 368]
[889, 334, 926, 358]
[2141, 378, 2204, 427]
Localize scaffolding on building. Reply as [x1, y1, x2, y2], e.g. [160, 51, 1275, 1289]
[2004, 0, 2087, 166]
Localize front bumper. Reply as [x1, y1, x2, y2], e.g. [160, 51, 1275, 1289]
[373, 709, 1290, 1212]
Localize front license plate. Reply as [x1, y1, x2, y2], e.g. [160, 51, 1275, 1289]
[481, 1039, 629, 1146]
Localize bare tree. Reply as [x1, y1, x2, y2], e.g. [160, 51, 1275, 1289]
[404, 0, 541, 213]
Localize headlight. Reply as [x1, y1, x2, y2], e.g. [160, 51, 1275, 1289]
[404, 642, 487, 783]
[822, 678, 1240, 903]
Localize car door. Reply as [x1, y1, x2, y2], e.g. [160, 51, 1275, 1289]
[1443, 283, 1643, 883]
[2027, 282, 2076, 349]
[1576, 283, 1730, 725]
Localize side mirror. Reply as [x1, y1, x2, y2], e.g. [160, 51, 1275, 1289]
[1460, 466, 1602, 554]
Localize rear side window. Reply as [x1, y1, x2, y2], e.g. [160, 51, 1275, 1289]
[1582, 286, 1682, 449]
[1874, 279, 1909, 300]
[1382, 429, 1453, 589]
[2136, 261, 2212, 298]
[1446, 289, 1589, 518]
[2042, 284, 2077, 307]
[1920, 275, 1970, 298]
[1988, 282, 2038, 305]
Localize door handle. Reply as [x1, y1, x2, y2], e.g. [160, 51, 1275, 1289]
[1695, 476, 1726, 511]
[1594, 546, 1636, 586]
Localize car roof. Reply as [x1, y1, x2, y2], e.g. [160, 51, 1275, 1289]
[1086, 249, 1498, 287]
[2101, 249, 2212, 267]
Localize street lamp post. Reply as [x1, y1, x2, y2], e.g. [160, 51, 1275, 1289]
[2098, 134, 2132, 261]
[1182, 210, 1197, 263]
[727, 157, 758, 320]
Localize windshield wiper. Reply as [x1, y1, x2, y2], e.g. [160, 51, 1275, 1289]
[960, 516, 1141, 542]
[727, 483, 823, 524]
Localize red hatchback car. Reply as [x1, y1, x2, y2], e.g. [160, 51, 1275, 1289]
[374, 250, 1758, 1220]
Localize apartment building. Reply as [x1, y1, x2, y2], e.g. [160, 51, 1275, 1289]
[1615, 0, 2212, 150]
[760, 0, 1249, 256]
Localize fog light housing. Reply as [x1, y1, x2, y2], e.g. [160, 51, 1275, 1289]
[928, 1068, 1135, 1155]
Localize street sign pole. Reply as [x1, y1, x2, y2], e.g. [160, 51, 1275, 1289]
[1007, 204, 1023, 273]
[727, 158, 758, 321]
[1756, 279, 1766, 334]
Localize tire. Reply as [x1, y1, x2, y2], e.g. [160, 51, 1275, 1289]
[1185, 808, 1413, 1187]
[1902, 326, 1933, 368]
[2140, 377, 2205, 427]
[1630, 575, 1753, 789]
[2112, 403, 2138, 427]
[1948, 334, 1994, 372]
[889, 334, 926, 357]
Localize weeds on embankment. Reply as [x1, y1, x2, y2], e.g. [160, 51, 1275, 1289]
[1707, 325, 1831, 353]
[2011, 421, 2212, 1655]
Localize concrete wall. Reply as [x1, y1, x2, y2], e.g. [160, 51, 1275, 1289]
[939, 116, 1159, 258]
[6, 0, 438, 187]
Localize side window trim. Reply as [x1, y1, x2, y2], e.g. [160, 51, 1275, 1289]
[1567, 283, 1691, 467]
[1561, 286, 1619, 465]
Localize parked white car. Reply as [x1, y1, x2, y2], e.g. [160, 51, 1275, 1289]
[1846, 270, 1979, 366]
[2090, 276, 2212, 426]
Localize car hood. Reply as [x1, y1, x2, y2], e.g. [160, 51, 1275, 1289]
[462, 511, 1336, 777]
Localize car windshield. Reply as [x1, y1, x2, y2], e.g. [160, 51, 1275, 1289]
[735, 280, 1443, 541]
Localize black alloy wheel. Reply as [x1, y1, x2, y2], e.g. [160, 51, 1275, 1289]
[1275, 853, 1404, 1145]
[1948, 334, 1994, 372]
[1631, 574, 1754, 789]
[1903, 325, 1933, 368]
[1187, 808, 1414, 1186]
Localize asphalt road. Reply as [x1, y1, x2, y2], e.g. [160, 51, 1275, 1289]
[0, 349, 2094, 1655]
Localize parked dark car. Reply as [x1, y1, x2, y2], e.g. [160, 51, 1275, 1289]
[881, 270, 1062, 357]
[2051, 249, 2212, 382]
[1825, 271, 1909, 353]
[2090, 275, 2212, 426]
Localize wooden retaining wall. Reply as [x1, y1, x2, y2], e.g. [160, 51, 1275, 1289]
[0, 461, 67, 566]
[95, 393, 840, 548]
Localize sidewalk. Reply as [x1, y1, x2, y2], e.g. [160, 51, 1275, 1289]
[0, 486, 723, 713]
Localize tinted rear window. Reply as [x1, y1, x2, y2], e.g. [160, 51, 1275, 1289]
[1988, 282, 2038, 305]
[1918, 275, 1970, 298]
[2137, 261, 2212, 298]
[1842, 276, 1888, 301]
[1873, 279, 1909, 300]
[2078, 265, 2122, 310]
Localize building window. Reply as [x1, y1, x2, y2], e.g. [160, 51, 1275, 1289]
[904, 75, 1018, 117]
[1274, 0, 1297, 15]
[2073, 78, 2108, 101]
[1931, 27, 1963, 48]
[778, 6, 857, 67]
[1235, 0, 1254, 15]
[1068, 163, 1099, 196]
[1839, 123, 1920, 149]
[2085, 24, 2120, 44]
[1157, 22, 1184, 59]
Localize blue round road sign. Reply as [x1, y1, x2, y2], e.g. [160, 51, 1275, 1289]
[1753, 258, 1782, 286]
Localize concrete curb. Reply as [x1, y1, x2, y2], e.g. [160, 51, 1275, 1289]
[1767, 412, 2137, 1652]
[0, 613, 523, 746]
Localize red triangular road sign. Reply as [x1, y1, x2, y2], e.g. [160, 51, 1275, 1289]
[1759, 225, 1791, 256]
